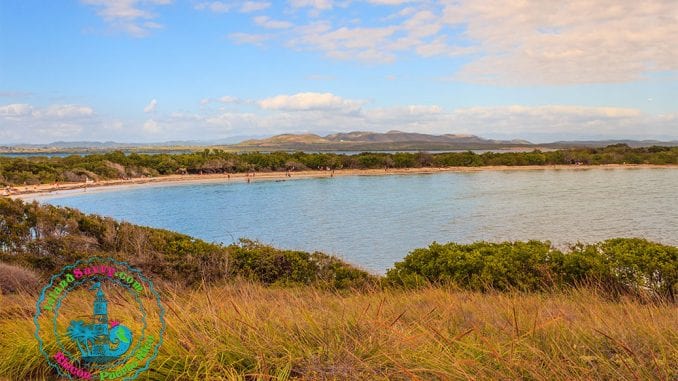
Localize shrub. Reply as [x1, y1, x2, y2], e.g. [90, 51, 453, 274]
[594, 238, 677, 299]
[386, 241, 562, 291]
[230, 239, 376, 289]
[386, 239, 678, 299]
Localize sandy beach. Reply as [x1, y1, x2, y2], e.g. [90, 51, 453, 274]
[7, 163, 678, 200]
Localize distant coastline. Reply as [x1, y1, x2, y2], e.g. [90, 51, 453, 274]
[10, 163, 678, 200]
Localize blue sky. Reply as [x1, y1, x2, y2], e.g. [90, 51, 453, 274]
[1, 0, 677, 144]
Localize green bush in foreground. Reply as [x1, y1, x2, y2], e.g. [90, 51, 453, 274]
[231, 239, 375, 289]
[386, 240, 559, 291]
[386, 239, 677, 299]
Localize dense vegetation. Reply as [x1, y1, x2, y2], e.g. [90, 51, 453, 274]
[1, 144, 676, 185]
[0, 198, 375, 291]
[386, 240, 677, 300]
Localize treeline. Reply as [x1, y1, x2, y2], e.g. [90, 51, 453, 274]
[1, 144, 676, 185]
[0, 198, 375, 291]
[386, 240, 677, 300]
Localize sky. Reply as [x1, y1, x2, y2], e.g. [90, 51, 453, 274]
[0, 0, 677, 144]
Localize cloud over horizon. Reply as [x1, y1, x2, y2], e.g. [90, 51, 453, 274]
[2, 93, 676, 144]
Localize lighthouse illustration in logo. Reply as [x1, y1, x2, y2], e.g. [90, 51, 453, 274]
[66, 282, 133, 363]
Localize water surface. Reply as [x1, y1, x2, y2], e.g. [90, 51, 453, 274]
[35, 168, 678, 273]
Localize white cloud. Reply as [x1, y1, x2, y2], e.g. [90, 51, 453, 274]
[0, 103, 99, 143]
[126, 95, 678, 142]
[238, 4, 452, 63]
[3, 98, 675, 144]
[153, 93, 671, 141]
[289, 0, 334, 10]
[228, 32, 271, 46]
[254, 16, 293, 29]
[0, 103, 94, 119]
[258, 92, 364, 111]
[195, 1, 270, 13]
[224, 0, 678, 84]
[225, 100, 676, 141]
[81, 0, 171, 37]
[0, 104, 33, 118]
[200, 96, 241, 105]
[401, 10, 439, 38]
[143, 119, 161, 133]
[38, 104, 95, 118]
[241, 1, 271, 12]
[368, 0, 412, 4]
[288, 23, 400, 62]
[218, 96, 239, 103]
[194, 1, 232, 13]
[441, 0, 678, 84]
[144, 99, 158, 113]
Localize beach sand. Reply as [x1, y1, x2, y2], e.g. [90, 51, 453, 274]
[7, 163, 678, 200]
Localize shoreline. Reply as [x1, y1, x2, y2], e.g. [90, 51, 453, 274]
[7, 163, 678, 200]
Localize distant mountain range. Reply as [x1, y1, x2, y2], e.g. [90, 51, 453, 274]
[235, 130, 533, 150]
[2, 131, 677, 153]
[235, 131, 678, 151]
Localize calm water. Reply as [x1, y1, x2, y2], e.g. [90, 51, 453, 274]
[34, 168, 678, 273]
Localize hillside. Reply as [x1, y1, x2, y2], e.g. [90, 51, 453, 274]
[236, 130, 533, 150]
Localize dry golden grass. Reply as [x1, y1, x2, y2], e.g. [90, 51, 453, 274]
[0, 263, 41, 294]
[1, 283, 676, 380]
